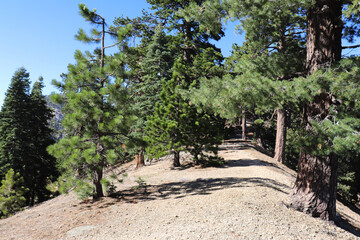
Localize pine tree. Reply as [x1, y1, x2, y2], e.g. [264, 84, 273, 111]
[111, 8, 165, 168]
[0, 69, 59, 206]
[0, 68, 31, 180]
[290, 0, 343, 221]
[0, 169, 28, 218]
[145, 0, 225, 166]
[145, 74, 183, 167]
[188, 0, 360, 220]
[129, 26, 175, 167]
[186, 0, 306, 164]
[48, 4, 136, 199]
[138, 26, 173, 118]
[27, 78, 58, 205]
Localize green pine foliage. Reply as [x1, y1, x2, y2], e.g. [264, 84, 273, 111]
[138, 26, 173, 117]
[145, 70, 183, 161]
[0, 169, 28, 218]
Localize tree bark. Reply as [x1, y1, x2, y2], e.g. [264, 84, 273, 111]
[93, 159, 104, 199]
[305, 1, 342, 75]
[274, 109, 286, 163]
[173, 150, 180, 167]
[291, 0, 342, 221]
[241, 109, 246, 141]
[255, 127, 264, 147]
[136, 147, 145, 168]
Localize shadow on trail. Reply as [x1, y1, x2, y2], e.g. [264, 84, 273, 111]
[227, 158, 276, 168]
[109, 177, 290, 204]
[224, 158, 297, 179]
[336, 213, 360, 237]
[219, 139, 273, 157]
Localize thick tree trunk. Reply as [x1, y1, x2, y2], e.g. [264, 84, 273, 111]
[173, 150, 180, 167]
[291, 94, 338, 219]
[136, 148, 145, 168]
[291, 0, 342, 221]
[274, 109, 286, 163]
[305, 2, 342, 74]
[241, 109, 246, 141]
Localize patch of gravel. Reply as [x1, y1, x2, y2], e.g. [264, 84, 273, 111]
[0, 140, 359, 240]
[66, 226, 96, 238]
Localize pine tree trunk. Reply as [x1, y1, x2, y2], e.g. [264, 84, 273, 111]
[290, 0, 342, 221]
[254, 124, 264, 148]
[274, 109, 286, 163]
[93, 166, 104, 200]
[93, 141, 104, 199]
[92, 19, 107, 200]
[173, 150, 180, 167]
[136, 148, 145, 168]
[241, 109, 246, 141]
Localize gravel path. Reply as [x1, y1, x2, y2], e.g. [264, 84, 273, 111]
[1, 140, 359, 239]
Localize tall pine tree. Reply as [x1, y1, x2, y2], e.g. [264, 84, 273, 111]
[145, 0, 225, 166]
[187, 0, 360, 221]
[27, 77, 58, 204]
[0, 68, 31, 180]
[130, 26, 174, 167]
[0, 69, 56, 205]
[48, 4, 136, 199]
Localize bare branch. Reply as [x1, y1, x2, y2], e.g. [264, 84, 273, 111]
[284, 30, 306, 37]
[104, 42, 122, 49]
[342, 44, 360, 49]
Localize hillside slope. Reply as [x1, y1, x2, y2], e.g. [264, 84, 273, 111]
[1, 140, 359, 240]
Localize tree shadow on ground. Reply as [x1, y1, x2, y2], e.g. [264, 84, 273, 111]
[226, 158, 276, 168]
[219, 140, 273, 157]
[333, 197, 360, 237]
[109, 177, 290, 204]
[336, 213, 360, 237]
[224, 158, 297, 179]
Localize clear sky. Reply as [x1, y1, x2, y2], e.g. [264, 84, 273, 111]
[0, 0, 242, 108]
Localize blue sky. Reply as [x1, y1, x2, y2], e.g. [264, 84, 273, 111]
[1, 1, 358, 108]
[0, 0, 241, 108]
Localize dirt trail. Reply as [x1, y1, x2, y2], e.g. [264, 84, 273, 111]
[0, 139, 359, 240]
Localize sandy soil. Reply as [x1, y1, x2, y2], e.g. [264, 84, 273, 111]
[0, 139, 359, 240]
